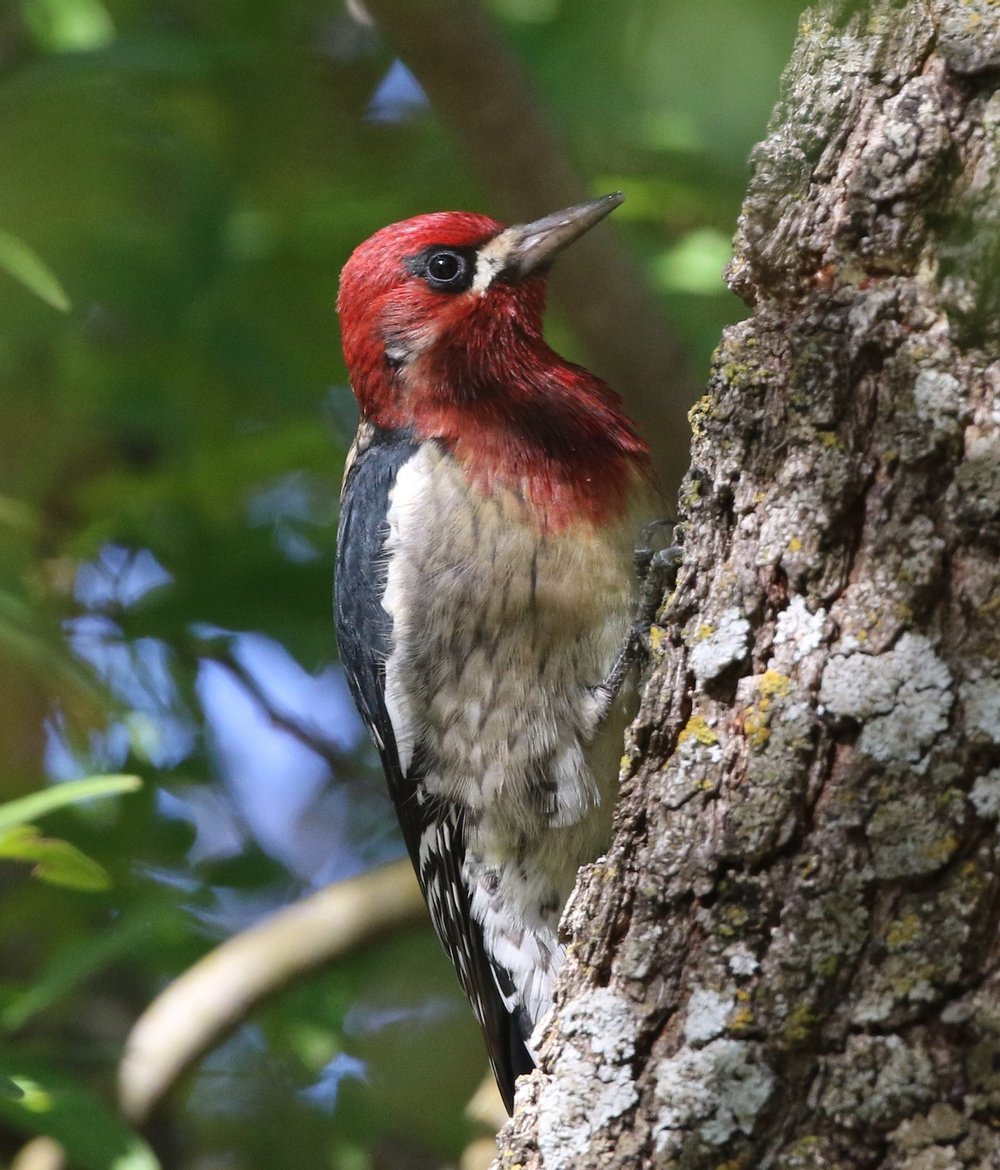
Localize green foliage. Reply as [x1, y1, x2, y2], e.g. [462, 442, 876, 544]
[0, 775, 139, 890]
[0, 0, 805, 1166]
[0, 231, 72, 312]
[0, 774, 141, 832]
[0, 1062, 159, 1170]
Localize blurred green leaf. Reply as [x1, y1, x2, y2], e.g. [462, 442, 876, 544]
[0, 775, 142, 832]
[652, 228, 734, 295]
[0, 908, 155, 1032]
[0, 230, 71, 311]
[0, 824, 111, 890]
[21, 0, 116, 54]
[0, 496, 41, 540]
[0, 1062, 159, 1170]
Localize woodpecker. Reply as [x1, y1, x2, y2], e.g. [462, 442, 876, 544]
[334, 193, 658, 1112]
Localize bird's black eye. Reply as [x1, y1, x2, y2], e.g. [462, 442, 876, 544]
[403, 244, 476, 292]
[426, 250, 466, 288]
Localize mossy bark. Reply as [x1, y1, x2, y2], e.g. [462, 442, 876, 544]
[496, 2, 1000, 1167]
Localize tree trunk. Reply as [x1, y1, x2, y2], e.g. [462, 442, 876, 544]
[496, 2, 1000, 1167]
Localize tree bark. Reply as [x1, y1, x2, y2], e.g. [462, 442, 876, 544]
[497, 2, 1000, 1168]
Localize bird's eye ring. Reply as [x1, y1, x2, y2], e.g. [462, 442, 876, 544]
[403, 245, 474, 292]
[426, 250, 465, 287]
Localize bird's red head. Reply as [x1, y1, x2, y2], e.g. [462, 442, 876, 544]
[338, 209, 516, 427]
[337, 194, 652, 530]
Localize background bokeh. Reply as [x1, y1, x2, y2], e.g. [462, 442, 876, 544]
[0, 1, 804, 1166]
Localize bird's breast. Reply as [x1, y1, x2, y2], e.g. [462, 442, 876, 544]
[380, 440, 648, 853]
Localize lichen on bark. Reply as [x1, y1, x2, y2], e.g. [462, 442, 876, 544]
[496, 2, 1000, 1167]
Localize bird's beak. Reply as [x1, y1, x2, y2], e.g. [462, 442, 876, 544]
[494, 192, 624, 281]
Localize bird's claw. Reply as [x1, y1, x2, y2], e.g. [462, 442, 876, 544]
[633, 518, 675, 578]
[593, 525, 682, 719]
[637, 543, 682, 628]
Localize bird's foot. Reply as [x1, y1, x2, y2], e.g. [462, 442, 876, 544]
[592, 521, 682, 720]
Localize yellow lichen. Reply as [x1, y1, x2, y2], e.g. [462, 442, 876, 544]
[677, 713, 719, 747]
[688, 395, 716, 438]
[758, 669, 790, 698]
[923, 834, 958, 864]
[886, 913, 921, 949]
[783, 1004, 819, 1044]
[787, 536, 803, 553]
[743, 704, 771, 750]
[728, 1006, 754, 1033]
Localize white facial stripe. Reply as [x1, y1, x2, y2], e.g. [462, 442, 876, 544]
[472, 231, 516, 294]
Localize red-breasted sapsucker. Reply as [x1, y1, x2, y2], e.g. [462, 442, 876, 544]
[334, 194, 658, 1112]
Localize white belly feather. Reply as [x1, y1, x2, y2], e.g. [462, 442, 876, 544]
[381, 440, 647, 1031]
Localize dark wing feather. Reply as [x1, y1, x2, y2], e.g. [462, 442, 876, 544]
[333, 423, 532, 1112]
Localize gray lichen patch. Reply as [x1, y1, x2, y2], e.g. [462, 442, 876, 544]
[535, 988, 639, 1170]
[912, 369, 963, 443]
[652, 1037, 774, 1156]
[686, 607, 751, 685]
[937, 0, 1000, 74]
[959, 675, 1000, 744]
[851, 860, 979, 1029]
[819, 633, 952, 763]
[946, 430, 1000, 545]
[725, 943, 760, 979]
[757, 869, 872, 1045]
[885, 1098, 1000, 1170]
[773, 595, 829, 666]
[865, 783, 966, 880]
[683, 987, 737, 1046]
[818, 1034, 935, 1132]
[969, 767, 1000, 818]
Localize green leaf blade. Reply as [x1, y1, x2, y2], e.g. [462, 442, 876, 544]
[0, 775, 142, 832]
[0, 825, 112, 891]
[0, 230, 72, 311]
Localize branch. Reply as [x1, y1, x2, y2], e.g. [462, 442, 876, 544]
[118, 859, 424, 1125]
[193, 639, 364, 777]
[10, 1138, 65, 1170]
[357, 0, 694, 494]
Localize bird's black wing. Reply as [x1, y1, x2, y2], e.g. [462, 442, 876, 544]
[333, 421, 533, 1112]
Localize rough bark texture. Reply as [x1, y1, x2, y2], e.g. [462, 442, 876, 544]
[496, 2, 1000, 1167]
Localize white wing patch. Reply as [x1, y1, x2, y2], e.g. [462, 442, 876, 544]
[381, 451, 429, 776]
